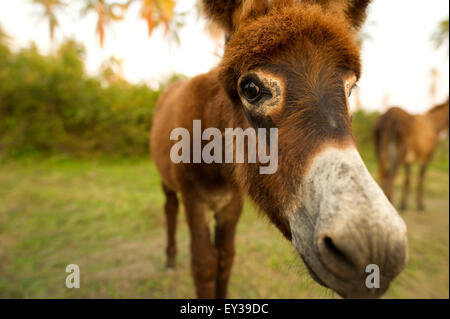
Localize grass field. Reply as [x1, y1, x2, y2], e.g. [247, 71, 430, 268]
[0, 154, 448, 299]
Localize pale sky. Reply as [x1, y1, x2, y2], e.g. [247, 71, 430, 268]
[0, 0, 448, 113]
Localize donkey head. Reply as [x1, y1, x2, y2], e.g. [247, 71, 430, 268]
[204, 0, 408, 298]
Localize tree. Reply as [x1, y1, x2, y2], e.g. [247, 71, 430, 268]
[431, 17, 449, 52]
[79, 0, 183, 47]
[31, 0, 66, 42]
[139, 0, 175, 35]
[100, 56, 125, 84]
[0, 24, 10, 49]
[81, 0, 130, 47]
[139, 0, 186, 46]
[429, 68, 440, 103]
[429, 17, 449, 104]
[31, 0, 185, 48]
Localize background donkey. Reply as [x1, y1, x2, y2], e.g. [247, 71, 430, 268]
[374, 97, 449, 211]
[151, 0, 408, 299]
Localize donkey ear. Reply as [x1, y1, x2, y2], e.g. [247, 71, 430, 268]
[202, 0, 269, 34]
[344, 0, 372, 30]
[303, 0, 372, 31]
[202, 0, 239, 34]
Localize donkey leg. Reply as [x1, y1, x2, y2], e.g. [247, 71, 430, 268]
[162, 184, 179, 269]
[384, 165, 398, 203]
[183, 196, 218, 298]
[417, 163, 428, 211]
[214, 196, 243, 299]
[400, 164, 411, 211]
[382, 178, 392, 202]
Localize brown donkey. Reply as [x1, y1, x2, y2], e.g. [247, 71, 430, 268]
[374, 97, 449, 211]
[151, 0, 408, 299]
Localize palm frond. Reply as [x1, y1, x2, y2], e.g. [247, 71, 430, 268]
[431, 17, 449, 51]
[30, 0, 67, 41]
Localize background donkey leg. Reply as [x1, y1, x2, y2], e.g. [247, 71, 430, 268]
[400, 164, 411, 211]
[417, 162, 429, 211]
[162, 183, 179, 269]
[182, 195, 218, 298]
[384, 163, 399, 203]
[214, 196, 243, 299]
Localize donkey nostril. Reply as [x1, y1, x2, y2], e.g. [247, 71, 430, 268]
[323, 236, 355, 267]
[324, 237, 345, 259]
[318, 235, 359, 277]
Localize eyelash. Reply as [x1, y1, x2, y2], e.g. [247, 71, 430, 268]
[348, 84, 358, 97]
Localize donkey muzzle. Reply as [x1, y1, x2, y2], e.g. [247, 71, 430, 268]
[288, 147, 408, 298]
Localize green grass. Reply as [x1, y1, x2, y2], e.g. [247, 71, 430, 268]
[0, 155, 448, 298]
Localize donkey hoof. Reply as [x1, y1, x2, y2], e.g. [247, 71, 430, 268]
[166, 261, 176, 273]
[165, 267, 175, 274]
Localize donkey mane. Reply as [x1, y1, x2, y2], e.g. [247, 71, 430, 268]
[427, 97, 450, 114]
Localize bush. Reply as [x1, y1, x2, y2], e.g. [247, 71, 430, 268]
[351, 109, 380, 168]
[0, 39, 162, 158]
[0, 36, 447, 169]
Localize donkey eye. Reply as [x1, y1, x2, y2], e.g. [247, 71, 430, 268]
[347, 83, 357, 98]
[241, 81, 261, 103]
